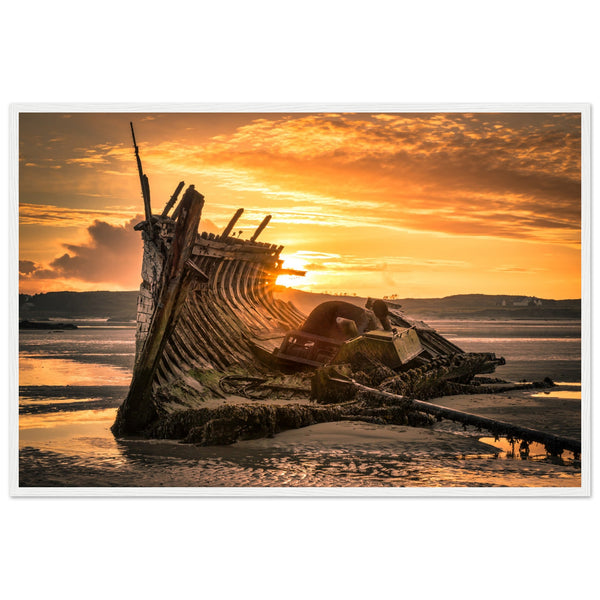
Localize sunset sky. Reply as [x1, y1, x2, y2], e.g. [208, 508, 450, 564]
[19, 111, 581, 299]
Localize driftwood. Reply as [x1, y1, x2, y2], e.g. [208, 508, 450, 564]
[323, 376, 580, 455]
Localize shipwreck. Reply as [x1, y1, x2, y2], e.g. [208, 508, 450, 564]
[112, 125, 580, 456]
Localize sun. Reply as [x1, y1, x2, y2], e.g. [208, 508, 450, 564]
[276, 254, 309, 288]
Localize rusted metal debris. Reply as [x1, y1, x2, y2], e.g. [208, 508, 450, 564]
[112, 126, 572, 455]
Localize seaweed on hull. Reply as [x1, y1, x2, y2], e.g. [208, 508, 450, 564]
[112, 124, 577, 457]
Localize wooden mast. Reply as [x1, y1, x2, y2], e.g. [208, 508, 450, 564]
[130, 122, 153, 226]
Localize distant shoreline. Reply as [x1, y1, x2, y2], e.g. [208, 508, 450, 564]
[18, 289, 581, 323]
[19, 320, 78, 330]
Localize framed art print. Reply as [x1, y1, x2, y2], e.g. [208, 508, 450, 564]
[10, 104, 590, 496]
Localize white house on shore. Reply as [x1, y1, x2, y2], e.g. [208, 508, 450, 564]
[512, 296, 542, 307]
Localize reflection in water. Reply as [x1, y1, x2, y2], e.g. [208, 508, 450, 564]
[20, 357, 132, 387]
[479, 437, 577, 463]
[530, 390, 581, 400]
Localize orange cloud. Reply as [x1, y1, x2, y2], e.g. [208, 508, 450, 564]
[78, 113, 578, 248]
[19, 203, 139, 228]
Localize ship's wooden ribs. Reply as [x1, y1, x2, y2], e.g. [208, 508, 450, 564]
[184, 296, 229, 369]
[255, 272, 303, 330]
[162, 181, 185, 218]
[244, 262, 282, 330]
[210, 259, 258, 359]
[238, 260, 276, 331]
[250, 215, 271, 242]
[221, 208, 244, 238]
[113, 186, 205, 435]
[191, 268, 249, 366]
[138, 217, 306, 392]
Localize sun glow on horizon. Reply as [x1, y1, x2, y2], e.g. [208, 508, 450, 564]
[276, 254, 311, 289]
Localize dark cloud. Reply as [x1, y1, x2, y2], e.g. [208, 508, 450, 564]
[30, 268, 61, 279]
[19, 260, 38, 275]
[50, 217, 142, 285]
[26, 217, 143, 287]
[21, 212, 220, 289]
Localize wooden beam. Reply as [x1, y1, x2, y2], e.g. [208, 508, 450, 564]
[185, 258, 209, 282]
[250, 215, 271, 242]
[130, 122, 153, 224]
[161, 181, 185, 218]
[324, 377, 581, 455]
[142, 174, 152, 222]
[112, 185, 205, 435]
[221, 208, 244, 238]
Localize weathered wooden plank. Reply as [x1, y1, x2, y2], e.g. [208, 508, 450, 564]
[221, 208, 244, 238]
[112, 185, 205, 435]
[250, 215, 272, 242]
[130, 122, 153, 225]
[161, 181, 185, 218]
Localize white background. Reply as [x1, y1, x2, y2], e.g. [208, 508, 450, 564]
[2, 2, 597, 599]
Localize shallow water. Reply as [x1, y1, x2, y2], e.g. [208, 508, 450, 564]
[17, 320, 582, 489]
[427, 319, 581, 383]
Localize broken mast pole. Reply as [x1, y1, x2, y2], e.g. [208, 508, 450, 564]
[130, 121, 153, 224]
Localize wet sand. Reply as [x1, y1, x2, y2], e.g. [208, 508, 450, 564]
[18, 383, 582, 488]
[428, 385, 581, 441]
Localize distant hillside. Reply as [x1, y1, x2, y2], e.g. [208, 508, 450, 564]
[19, 289, 581, 322]
[274, 289, 581, 320]
[19, 291, 138, 321]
